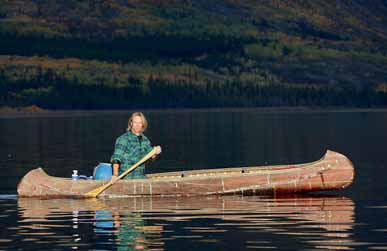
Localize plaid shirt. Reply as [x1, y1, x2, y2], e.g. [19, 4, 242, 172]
[110, 131, 153, 179]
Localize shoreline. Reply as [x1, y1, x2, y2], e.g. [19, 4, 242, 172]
[1, 105, 387, 118]
[0, 105, 46, 113]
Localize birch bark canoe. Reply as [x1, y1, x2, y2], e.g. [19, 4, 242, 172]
[17, 150, 354, 198]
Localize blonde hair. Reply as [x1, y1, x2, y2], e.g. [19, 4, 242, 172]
[127, 112, 148, 132]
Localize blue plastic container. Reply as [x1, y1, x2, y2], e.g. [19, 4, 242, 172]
[93, 163, 112, 181]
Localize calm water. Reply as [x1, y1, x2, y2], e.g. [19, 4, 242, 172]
[1, 109, 387, 250]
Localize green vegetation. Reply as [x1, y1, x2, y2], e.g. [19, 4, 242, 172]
[1, 0, 387, 108]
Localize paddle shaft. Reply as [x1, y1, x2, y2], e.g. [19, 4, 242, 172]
[84, 147, 158, 198]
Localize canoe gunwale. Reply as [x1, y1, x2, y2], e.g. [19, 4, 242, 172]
[146, 150, 330, 180]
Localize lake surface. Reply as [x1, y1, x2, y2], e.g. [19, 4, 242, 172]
[1, 109, 387, 250]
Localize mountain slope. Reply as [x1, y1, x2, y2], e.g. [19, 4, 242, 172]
[1, 0, 387, 108]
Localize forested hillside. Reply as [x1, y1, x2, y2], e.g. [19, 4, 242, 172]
[1, 0, 387, 108]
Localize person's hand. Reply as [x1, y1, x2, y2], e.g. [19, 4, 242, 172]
[154, 146, 162, 155]
[111, 175, 119, 183]
[152, 146, 162, 159]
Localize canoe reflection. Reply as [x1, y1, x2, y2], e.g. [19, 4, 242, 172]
[17, 195, 354, 250]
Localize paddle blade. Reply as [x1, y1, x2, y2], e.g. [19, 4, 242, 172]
[84, 182, 112, 198]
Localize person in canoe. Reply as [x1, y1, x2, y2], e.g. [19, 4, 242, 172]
[110, 112, 162, 180]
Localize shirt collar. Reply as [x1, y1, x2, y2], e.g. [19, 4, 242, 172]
[128, 130, 144, 138]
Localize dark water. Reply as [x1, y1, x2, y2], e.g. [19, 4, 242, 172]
[1, 109, 387, 250]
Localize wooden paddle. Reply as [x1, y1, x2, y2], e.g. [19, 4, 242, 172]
[84, 147, 158, 198]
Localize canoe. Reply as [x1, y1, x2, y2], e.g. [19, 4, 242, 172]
[17, 150, 354, 198]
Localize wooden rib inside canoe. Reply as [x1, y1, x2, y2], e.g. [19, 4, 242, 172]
[17, 150, 354, 198]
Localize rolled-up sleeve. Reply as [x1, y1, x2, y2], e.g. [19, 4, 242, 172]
[110, 136, 126, 163]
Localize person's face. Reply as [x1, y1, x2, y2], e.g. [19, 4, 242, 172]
[131, 115, 144, 135]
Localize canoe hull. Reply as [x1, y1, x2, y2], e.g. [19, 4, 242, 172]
[17, 150, 354, 198]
